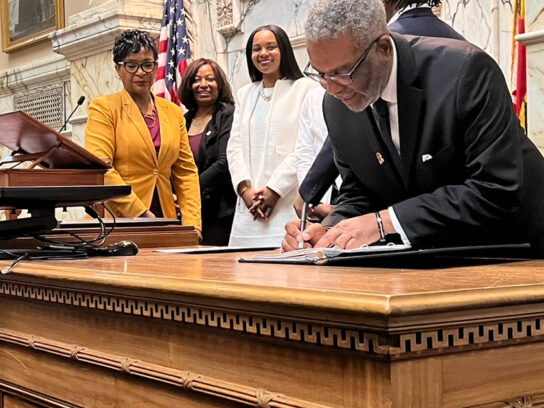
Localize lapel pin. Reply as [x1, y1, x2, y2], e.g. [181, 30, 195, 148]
[206, 130, 211, 136]
[422, 154, 432, 162]
[376, 152, 385, 165]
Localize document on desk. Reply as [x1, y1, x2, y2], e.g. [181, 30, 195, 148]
[155, 246, 280, 254]
[239, 243, 534, 265]
[239, 243, 412, 265]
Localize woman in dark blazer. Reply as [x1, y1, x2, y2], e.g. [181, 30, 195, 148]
[179, 58, 236, 245]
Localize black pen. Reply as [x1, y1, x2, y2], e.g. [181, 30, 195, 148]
[298, 202, 308, 249]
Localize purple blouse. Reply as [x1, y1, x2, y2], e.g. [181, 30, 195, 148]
[188, 132, 203, 163]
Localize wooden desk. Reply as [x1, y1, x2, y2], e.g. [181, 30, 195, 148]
[0, 223, 199, 248]
[0, 252, 544, 407]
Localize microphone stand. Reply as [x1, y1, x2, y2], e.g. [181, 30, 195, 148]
[59, 96, 86, 133]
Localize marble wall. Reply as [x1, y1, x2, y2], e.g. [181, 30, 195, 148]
[518, 1, 544, 152]
[526, 0, 544, 32]
[440, 0, 514, 87]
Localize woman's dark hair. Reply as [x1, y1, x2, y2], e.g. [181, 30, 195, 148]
[113, 29, 158, 63]
[245, 25, 303, 82]
[383, 0, 442, 8]
[179, 58, 234, 112]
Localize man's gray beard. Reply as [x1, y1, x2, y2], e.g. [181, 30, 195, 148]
[347, 93, 380, 113]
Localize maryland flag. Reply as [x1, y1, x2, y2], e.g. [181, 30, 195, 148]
[511, 0, 527, 130]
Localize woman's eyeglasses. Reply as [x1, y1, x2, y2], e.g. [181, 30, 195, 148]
[117, 60, 158, 73]
[303, 36, 381, 86]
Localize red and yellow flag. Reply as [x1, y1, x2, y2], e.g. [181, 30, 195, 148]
[511, 0, 527, 130]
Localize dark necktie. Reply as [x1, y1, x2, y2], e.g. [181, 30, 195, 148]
[373, 98, 401, 167]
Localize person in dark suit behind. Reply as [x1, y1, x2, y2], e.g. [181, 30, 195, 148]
[283, 0, 544, 256]
[179, 58, 236, 245]
[298, 0, 464, 218]
[384, 0, 464, 40]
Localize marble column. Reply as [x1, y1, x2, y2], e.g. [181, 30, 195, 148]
[51, 0, 163, 145]
[517, 1, 544, 153]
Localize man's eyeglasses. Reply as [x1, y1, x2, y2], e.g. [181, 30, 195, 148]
[304, 36, 381, 86]
[117, 60, 158, 74]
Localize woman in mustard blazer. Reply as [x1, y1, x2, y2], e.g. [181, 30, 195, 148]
[85, 30, 201, 231]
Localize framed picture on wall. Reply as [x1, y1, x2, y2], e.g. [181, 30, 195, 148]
[1, 0, 64, 52]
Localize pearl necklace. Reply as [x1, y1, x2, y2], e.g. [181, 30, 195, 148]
[259, 81, 273, 102]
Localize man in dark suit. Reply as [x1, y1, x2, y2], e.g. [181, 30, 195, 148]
[385, 0, 464, 39]
[298, 0, 464, 216]
[283, 0, 544, 256]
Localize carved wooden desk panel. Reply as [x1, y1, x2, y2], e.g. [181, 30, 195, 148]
[0, 251, 544, 407]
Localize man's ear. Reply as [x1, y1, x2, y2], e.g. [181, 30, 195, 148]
[376, 34, 392, 57]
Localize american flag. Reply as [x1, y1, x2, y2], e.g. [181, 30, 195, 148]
[153, 0, 191, 105]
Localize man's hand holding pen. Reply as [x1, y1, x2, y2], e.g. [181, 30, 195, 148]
[282, 210, 396, 251]
[282, 219, 327, 251]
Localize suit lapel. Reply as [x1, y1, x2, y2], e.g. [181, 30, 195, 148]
[121, 89, 158, 166]
[392, 33, 423, 189]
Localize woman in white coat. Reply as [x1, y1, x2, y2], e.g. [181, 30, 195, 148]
[226, 24, 316, 247]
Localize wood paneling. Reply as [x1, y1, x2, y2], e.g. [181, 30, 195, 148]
[4, 395, 40, 408]
[442, 342, 544, 407]
[0, 344, 240, 408]
[391, 357, 443, 407]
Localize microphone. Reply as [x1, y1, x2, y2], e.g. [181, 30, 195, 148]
[59, 96, 85, 133]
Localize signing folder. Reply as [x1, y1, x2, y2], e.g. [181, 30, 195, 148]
[239, 243, 533, 266]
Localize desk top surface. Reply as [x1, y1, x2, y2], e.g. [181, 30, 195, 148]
[2, 248, 544, 319]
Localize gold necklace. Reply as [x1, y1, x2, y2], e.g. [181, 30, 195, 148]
[142, 114, 156, 128]
[140, 106, 156, 127]
[191, 113, 211, 129]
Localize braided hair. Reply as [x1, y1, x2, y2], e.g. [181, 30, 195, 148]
[113, 29, 158, 63]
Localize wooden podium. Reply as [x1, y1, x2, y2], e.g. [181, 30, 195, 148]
[0, 110, 113, 221]
[0, 110, 110, 188]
